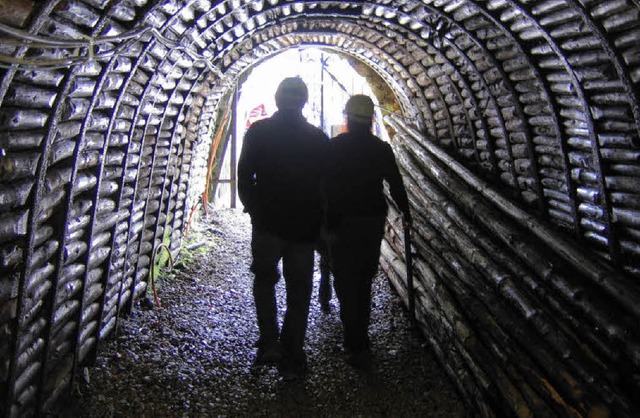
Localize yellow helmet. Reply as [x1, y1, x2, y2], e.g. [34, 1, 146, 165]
[344, 94, 374, 123]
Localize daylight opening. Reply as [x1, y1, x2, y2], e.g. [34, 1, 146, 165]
[211, 47, 393, 209]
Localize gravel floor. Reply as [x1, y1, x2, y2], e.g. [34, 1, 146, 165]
[60, 208, 467, 417]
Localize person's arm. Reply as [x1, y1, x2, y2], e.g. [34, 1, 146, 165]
[237, 127, 257, 213]
[318, 132, 334, 240]
[324, 138, 343, 231]
[383, 143, 412, 226]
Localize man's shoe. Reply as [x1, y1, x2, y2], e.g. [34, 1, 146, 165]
[254, 344, 282, 365]
[320, 300, 331, 313]
[278, 357, 307, 381]
[346, 349, 373, 371]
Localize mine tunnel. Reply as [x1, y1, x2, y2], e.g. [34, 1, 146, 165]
[1, 0, 640, 416]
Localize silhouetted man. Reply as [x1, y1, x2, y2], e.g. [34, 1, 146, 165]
[238, 77, 329, 380]
[326, 94, 411, 370]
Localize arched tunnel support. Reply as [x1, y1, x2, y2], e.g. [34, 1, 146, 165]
[1, 1, 640, 416]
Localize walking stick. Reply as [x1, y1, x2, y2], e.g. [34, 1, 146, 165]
[403, 223, 415, 317]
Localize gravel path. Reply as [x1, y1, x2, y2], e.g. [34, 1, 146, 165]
[60, 208, 467, 417]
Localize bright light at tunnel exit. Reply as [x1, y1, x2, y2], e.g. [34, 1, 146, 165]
[214, 47, 390, 209]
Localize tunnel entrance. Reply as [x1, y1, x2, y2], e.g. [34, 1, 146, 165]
[206, 47, 396, 209]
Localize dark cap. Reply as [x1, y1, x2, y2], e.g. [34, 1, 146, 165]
[275, 77, 308, 110]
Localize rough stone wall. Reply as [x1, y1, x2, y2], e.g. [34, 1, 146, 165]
[0, 0, 639, 417]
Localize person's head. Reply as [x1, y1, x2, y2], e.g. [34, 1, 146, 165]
[275, 77, 308, 111]
[344, 94, 375, 131]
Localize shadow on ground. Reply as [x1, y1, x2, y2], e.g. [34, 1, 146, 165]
[59, 208, 467, 417]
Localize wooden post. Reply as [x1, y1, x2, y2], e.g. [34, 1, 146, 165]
[404, 223, 414, 317]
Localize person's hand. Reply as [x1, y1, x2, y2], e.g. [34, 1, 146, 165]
[396, 214, 411, 230]
[401, 213, 412, 230]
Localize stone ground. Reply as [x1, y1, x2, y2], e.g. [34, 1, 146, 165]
[59, 208, 468, 417]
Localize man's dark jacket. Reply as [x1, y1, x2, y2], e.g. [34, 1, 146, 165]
[238, 110, 329, 242]
[326, 130, 410, 228]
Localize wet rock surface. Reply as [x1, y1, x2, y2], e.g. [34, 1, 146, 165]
[60, 209, 467, 417]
